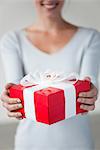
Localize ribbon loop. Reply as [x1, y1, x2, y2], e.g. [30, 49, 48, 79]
[20, 70, 79, 86]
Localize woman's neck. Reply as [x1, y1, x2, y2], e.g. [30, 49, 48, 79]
[34, 16, 69, 33]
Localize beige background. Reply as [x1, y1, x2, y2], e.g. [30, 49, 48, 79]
[0, 0, 100, 123]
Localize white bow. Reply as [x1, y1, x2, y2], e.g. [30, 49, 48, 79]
[20, 69, 79, 87]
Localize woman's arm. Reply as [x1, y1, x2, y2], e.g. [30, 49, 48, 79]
[78, 30, 100, 113]
[80, 30, 100, 88]
[0, 31, 24, 119]
[0, 31, 24, 84]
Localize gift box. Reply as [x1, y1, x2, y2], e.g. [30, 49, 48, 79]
[9, 71, 91, 125]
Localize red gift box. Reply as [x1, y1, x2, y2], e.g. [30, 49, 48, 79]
[9, 79, 90, 125]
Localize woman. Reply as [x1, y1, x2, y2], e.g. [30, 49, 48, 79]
[0, 0, 99, 150]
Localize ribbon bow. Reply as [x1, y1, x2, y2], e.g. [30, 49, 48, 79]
[20, 70, 79, 87]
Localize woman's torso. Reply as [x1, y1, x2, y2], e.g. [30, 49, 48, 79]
[13, 26, 96, 150]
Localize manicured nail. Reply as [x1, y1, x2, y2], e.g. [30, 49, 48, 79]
[79, 93, 83, 96]
[17, 113, 22, 117]
[17, 99, 21, 103]
[77, 98, 81, 102]
[80, 105, 84, 109]
[18, 104, 23, 108]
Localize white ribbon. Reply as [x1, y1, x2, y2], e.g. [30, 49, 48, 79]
[21, 70, 79, 121]
[20, 69, 79, 86]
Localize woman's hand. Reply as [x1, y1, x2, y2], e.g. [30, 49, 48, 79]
[77, 77, 98, 115]
[0, 83, 23, 120]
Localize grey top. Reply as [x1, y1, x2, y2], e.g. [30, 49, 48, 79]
[0, 26, 100, 150]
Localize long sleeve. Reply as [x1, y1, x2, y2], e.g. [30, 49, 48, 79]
[0, 31, 24, 84]
[80, 30, 100, 89]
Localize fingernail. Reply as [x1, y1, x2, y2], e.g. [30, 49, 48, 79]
[80, 105, 83, 109]
[18, 104, 23, 108]
[79, 93, 82, 96]
[17, 113, 22, 117]
[77, 98, 81, 102]
[17, 99, 21, 103]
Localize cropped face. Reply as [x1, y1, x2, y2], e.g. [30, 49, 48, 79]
[33, 0, 65, 18]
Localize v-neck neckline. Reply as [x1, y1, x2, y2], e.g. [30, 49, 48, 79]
[20, 26, 83, 57]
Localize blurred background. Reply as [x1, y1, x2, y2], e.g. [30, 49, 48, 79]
[0, 0, 100, 150]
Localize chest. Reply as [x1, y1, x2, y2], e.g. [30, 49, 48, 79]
[20, 28, 85, 73]
[25, 31, 77, 54]
[22, 42, 82, 75]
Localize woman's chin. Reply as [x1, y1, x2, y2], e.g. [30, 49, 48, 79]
[42, 7, 58, 18]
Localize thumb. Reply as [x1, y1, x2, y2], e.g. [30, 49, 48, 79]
[84, 76, 91, 82]
[5, 83, 16, 90]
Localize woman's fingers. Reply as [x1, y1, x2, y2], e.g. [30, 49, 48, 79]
[84, 76, 91, 82]
[16, 117, 23, 120]
[0, 83, 23, 120]
[77, 96, 97, 105]
[5, 83, 15, 90]
[3, 102, 23, 111]
[1, 90, 21, 104]
[80, 104, 95, 111]
[7, 111, 22, 118]
[79, 83, 98, 98]
[7, 111, 23, 120]
[78, 79, 98, 114]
